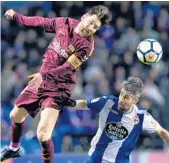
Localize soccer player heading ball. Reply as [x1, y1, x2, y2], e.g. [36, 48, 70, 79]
[1, 5, 112, 163]
[69, 77, 169, 163]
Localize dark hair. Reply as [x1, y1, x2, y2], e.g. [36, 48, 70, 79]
[87, 5, 112, 25]
[122, 77, 144, 98]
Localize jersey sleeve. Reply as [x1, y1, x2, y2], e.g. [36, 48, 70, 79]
[66, 37, 94, 70]
[75, 37, 94, 63]
[87, 96, 108, 113]
[14, 13, 65, 33]
[142, 112, 158, 134]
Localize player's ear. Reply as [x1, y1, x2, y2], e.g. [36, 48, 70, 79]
[134, 98, 139, 104]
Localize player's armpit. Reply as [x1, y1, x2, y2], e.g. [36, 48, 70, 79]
[67, 54, 83, 69]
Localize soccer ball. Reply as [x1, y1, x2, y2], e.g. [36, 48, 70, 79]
[136, 39, 163, 65]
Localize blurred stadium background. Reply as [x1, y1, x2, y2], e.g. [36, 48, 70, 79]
[1, 1, 169, 163]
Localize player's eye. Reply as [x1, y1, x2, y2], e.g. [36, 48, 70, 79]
[126, 96, 129, 99]
[90, 21, 94, 25]
[123, 95, 129, 99]
[93, 26, 98, 30]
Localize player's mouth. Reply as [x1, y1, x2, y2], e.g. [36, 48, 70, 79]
[83, 29, 91, 36]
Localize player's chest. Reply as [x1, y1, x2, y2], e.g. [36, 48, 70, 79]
[100, 111, 141, 140]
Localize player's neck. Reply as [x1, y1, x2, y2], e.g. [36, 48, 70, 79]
[125, 107, 133, 114]
[122, 105, 134, 114]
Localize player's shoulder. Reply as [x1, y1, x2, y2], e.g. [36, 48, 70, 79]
[65, 17, 79, 27]
[101, 95, 117, 102]
[135, 104, 146, 114]
[55, 17, 79, 26]
[107, 95, 117, 101]
[67, 17, 79, 23]
[93, 95, 117, 102]
[55, 17, 67, 22]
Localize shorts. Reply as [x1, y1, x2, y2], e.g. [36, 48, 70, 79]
[15, 86, 68, 118]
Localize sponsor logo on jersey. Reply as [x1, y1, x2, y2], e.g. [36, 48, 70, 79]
[105, 122, 128, 140]
[67, 45, 75, 55]
[48, 38, 69, 59]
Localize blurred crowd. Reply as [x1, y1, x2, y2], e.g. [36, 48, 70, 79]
[1, 1, 169, 154]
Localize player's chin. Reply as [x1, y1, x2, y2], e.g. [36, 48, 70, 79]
[118, 106, 123, 111]
[118, 107, 128, 112]
[82, 33, 90, 37]
[82, 30, 91, 37]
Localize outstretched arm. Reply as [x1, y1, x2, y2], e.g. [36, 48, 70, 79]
[5, 9, 56, 33]
[69, 96, 109, 113]
[69, 100, 89, 110]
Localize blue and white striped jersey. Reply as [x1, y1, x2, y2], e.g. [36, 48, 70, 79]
[86, 95, 158, 163]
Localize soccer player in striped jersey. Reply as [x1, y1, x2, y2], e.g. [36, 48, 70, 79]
[69, 77, 169, 163]
[1, 5, 112, 163]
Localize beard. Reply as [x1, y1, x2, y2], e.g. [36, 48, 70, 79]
[82, 29, 90, 37]
[79, 26, 91, 37]
[118, 106, 126, 112]
[118, 103, 132, 113]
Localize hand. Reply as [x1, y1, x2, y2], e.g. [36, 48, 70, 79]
[65, 98, 76, 107]
[28, 73, 43, 90]
[4, 9, 15, 20]
[56, 95, 76, 107]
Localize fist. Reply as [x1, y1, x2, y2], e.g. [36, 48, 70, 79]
[4, 9, 15, 20]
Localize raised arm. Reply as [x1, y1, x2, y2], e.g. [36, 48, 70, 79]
[5, 9, 56, 33]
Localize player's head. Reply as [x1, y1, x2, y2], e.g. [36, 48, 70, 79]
[78, 5, 112, 37]
[118, 77, 144, 112]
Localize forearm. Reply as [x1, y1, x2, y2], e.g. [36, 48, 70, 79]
[14, 13, 46, 27]
[159, 129, 169, 145]
[156, 125, 169, 145]
[70, 100, 88, 110]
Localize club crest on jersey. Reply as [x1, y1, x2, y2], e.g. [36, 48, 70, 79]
[104, 122, 128, 140]
[67, 45, 75, 55]
[133, 115, 139, 124]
